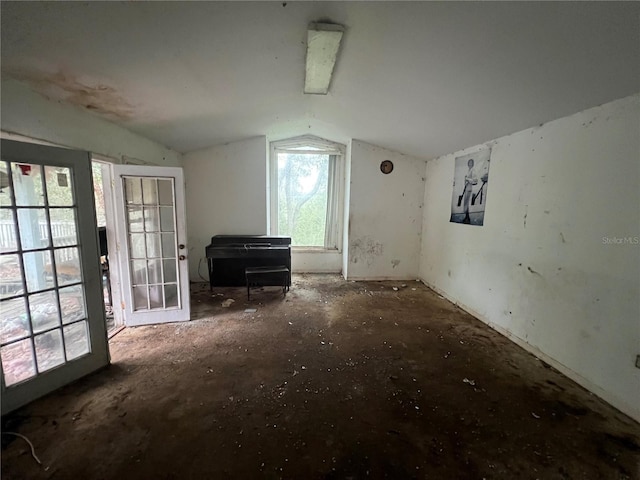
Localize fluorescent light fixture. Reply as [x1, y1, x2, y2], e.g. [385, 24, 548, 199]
[304, 22, 344, 95]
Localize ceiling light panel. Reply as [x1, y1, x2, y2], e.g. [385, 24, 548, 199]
[304, 23, 344, 95]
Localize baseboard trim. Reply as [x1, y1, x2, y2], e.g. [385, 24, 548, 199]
[346, 276, 421, 282]
[293, 269, 342, 274]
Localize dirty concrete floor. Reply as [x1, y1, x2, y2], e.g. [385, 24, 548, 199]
[2, 275, 639, 479]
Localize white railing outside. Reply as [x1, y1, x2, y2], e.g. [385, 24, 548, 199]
[0, 221, 77, 253]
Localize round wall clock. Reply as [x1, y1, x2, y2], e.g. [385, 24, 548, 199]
[380, 160, 394, 174]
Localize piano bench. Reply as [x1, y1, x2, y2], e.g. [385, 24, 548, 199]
[245, 266, 290, 301]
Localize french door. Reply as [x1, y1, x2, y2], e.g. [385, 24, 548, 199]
[111, 165, 190, 326]
[0, 140, 109, 414]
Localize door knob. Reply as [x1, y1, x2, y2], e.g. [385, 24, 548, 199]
[179, 244, 185, 249]
[179, 255, 186, 260]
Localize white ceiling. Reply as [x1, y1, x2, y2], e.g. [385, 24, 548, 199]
[1, 1, 639, 159]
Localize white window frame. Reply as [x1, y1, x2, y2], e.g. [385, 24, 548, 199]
[269, 135, 345, 251]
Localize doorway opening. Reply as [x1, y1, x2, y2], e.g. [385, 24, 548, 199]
[91, 160, 121, 338]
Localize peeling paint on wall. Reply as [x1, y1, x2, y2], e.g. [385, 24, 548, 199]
[347, 141, 425, 279]
[350, 236, 383, 267]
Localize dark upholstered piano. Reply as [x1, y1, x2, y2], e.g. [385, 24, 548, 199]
[205, 235, 292, 288]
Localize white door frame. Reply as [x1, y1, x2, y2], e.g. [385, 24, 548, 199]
[91, 158, 125, 334]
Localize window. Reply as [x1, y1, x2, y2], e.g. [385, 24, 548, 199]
[270, 136, 345, 249]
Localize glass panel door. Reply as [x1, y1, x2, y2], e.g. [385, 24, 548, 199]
[112, 165, 190, 326]
[0, 140, 109, 415]
[124, 176, 180, 311]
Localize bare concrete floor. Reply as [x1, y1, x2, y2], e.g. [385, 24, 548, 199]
[2, 274, 639, 479]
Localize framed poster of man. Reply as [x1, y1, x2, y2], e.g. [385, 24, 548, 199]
[450, 147, 491, 226]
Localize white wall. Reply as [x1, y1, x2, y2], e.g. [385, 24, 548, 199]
[347, 141, 426, 280]
[419, 94, 640, 421]
[183, 137, 268, 281]
[1, 79, 181, 166]
[292, 251, 342, 273]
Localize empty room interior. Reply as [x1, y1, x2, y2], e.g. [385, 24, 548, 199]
[1, 1, 639, 479]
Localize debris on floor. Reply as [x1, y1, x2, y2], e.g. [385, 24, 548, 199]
[1, 275, 638, 480]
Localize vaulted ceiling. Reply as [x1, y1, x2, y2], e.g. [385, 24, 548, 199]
[2, 1, 638, 159]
